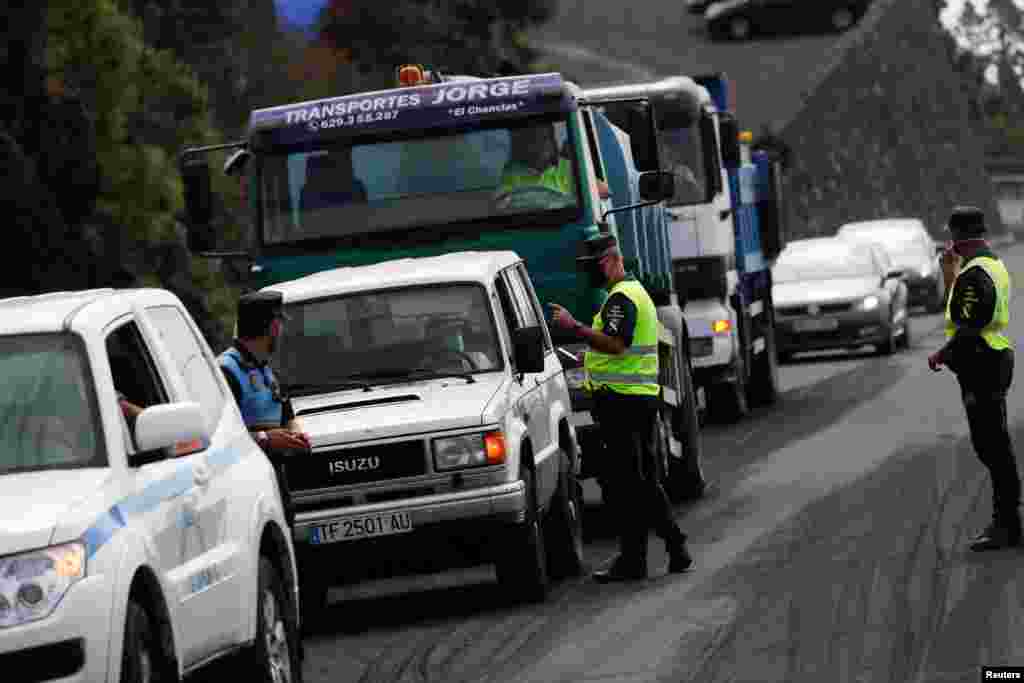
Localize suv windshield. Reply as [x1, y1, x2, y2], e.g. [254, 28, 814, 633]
[276, 284, 503, 390]
[260, 118, 579, 246]
[0, 334, 106, 474]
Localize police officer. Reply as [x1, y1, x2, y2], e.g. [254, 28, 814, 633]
[219, 291, 311, 457]
[928, 206, 1022, 551]
[550, 234, 693, 581]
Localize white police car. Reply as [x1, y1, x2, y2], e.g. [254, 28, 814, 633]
[0, 289, 302, 682]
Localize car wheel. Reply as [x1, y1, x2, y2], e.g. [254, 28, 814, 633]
[495, 466, 549, 603]
[544, 452, 585, 580]
[831, 6, 855, 31]
[877, 314, 896, 356]
[729, 16, 752, 40]
[245, 557, 303, 683]
[120, 598, 171, 683]
[899, 315, 912, 350]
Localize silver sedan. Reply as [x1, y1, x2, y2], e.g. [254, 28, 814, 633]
[772, 237, 910, 361]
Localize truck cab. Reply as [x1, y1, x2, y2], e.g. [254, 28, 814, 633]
[179, 67, 706, 512]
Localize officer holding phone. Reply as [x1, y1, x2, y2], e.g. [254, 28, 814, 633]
[928, 206, 1021, 551]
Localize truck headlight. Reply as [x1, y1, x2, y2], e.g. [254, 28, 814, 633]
[859, 295, 880, 312]
[0, 542, 86, 628]
[433, 431, 506, 471]
[564, 367, 586, 390]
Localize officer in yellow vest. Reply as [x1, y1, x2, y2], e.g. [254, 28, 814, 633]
[549, 234, 692, 581]
[928, 206, 1021, 551]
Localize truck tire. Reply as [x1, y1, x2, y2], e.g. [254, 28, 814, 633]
[495, 467, 549, 603]
[244, 557, 303, 683]
[668, 351, 705, 502]
[707, 353, 749, 423]
[748, 312, 780, 406]
[544, 455, 585, 579]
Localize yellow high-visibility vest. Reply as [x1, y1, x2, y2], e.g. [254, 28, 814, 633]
[584, 278, 660, 396]
[945, 254, 1012, 351]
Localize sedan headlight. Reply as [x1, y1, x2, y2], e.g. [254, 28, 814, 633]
[858, 295, 880, 312]
[433, 431, 506, 471]
[0, 542, 86, 628]
[919, 264, 932, 278]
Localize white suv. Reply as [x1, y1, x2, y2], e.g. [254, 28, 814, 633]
[0, 288, 302, 682]
[266, 251, 585, 617]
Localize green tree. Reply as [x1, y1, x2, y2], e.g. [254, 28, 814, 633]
[47, 0, 240, 345]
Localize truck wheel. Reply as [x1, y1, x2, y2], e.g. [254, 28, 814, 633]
[748, 321, 780, 407]
[245, 557, 303, 683]
[668, 355, 705, 502]
[120, 598, 172, 683]
[545, 455, 585, 580]
[708, 354, 749, 423]
[495, 467, 549, 603]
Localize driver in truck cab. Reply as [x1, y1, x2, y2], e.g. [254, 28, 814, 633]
[500, 124, 609, 199]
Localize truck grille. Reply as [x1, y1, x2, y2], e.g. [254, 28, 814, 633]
[286, 440, 428, 491]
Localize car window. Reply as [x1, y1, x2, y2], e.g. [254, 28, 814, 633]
[106, 320, 169, 453]
[494, 275, 522, 369]
[514, 263, 553, 351]
[146, 306, 225, 430]
[0, 333, 107, 473]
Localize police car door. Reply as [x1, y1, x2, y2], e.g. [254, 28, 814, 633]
[140, 305, 245, 666]
[497, 267, 557, 506]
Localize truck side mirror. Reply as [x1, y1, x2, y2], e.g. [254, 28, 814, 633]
[639, 170, 675, 201]
[511, 326, 545, 374]
[180, 155, 216, 253]
[719, 113, 741, 170]
[700, 111, 724, 201]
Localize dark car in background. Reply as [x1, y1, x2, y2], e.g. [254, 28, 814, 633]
[705, 0, 873, 41]
[837, 218, 944, 313]
[772, 237, 910, 361]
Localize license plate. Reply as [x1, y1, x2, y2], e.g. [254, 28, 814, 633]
[310, 512, 414, 545]
[793, 318, 838, 332]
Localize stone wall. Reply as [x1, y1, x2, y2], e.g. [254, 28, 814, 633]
[779, 0, 1003, 241]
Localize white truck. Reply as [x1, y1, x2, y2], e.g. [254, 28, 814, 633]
[0, 288, 303, 682]
[261, 251, 585, 617]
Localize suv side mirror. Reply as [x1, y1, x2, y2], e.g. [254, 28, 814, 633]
[639, 170, 675, 201]
[719, 112, 741, 170]
[131, 402, 209, 466]
[511, 326, 545, 374]
[180, 155, 216, 253]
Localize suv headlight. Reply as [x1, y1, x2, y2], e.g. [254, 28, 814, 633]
[858, 295, 880, 312]
[433, 431, 506, 471]
[0, 542, 86, 628]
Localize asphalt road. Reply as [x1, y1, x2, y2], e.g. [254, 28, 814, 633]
[181, 239, 1024, 682]
[527, 0, 862, 134]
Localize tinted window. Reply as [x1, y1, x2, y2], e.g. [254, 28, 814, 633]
[0, 334, 106, 473]
[107, 321, 169, 453]
[515, 263, 553, 351]
[147, 306, 225, 429]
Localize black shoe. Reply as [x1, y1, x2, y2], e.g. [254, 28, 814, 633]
[969, 526, 1022, 552]
[667, 544, 694, 573]
[593, 557, 647, 583]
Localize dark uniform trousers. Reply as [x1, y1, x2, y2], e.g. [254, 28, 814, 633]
[954, 347, 1022, 535]
[592, 388, 686, 568]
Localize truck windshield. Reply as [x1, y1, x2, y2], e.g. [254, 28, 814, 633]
[276, 284, 504, 389]
[260, 118, 579, 246]
[660, 122, 708, 206]
[0, 334, 106, 474]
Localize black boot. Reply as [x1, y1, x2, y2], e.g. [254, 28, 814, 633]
[593, 555, 647, 583]
[969, 523, 1022, 552]
[661, 525, 693, 573]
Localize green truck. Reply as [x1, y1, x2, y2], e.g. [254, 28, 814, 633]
[180, 66, 718, 503]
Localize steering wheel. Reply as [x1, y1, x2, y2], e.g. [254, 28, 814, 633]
[493, 185, 570, 211]
[419, 349, 480, 372]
